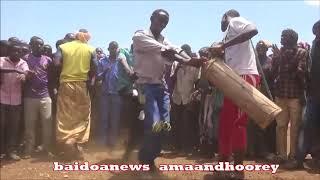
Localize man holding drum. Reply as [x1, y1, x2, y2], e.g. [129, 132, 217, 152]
[211, 9, 260, 179]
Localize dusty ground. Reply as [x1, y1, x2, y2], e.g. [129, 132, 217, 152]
[1, 141, 319, 180]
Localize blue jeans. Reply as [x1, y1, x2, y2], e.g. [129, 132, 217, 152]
[296, 97, 320, 163]
[138, 84, 170, 164]
[98, 94, 122, 146]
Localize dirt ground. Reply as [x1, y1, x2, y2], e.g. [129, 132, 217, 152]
[1, 141, 319, 180]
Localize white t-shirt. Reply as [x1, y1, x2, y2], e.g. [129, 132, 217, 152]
[223, 17, 258, 75]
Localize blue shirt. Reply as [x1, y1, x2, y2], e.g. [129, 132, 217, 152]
[97, 55, 122, 95]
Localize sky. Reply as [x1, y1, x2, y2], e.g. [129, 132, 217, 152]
[1, 0, 320, 53]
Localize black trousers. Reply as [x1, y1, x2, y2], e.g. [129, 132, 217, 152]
[171, 102, 199, 151]
[0, 104, 22, 154]
[121, 94, 144, 157]
[247, 119, 276, 157]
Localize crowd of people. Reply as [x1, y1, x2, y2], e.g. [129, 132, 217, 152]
[0, 8, 319, 179]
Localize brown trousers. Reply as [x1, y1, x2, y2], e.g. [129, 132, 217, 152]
[275, 97, 302, 159]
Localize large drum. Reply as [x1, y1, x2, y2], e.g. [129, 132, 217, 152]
[203, 58, 282, 129]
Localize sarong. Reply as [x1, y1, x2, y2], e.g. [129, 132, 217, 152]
[56, 82, 91, 144]
[218, 74, 260, 157]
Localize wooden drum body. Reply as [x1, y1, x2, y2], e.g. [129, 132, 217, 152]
[203, 58, 282, 129]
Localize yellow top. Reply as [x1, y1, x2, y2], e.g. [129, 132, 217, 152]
[59, 40, 94, 82]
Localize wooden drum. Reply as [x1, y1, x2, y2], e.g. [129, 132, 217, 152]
[203, 58, 282, 129]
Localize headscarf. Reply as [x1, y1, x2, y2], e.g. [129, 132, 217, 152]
[75, 29, 91, 43]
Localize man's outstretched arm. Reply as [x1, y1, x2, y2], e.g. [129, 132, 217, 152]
[162, 49, 208, 68]
[224, 24, 258, 48]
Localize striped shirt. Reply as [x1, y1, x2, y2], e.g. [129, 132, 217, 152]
[0, 57, 29, 105]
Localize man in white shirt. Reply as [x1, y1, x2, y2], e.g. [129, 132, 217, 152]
[133, 9, 206, 172]
[211, 9, 260, 179]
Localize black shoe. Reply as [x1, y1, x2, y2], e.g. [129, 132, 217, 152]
[283, 159, 303, 170]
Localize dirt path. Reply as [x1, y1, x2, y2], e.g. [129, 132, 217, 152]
[1, 143, 319, 180]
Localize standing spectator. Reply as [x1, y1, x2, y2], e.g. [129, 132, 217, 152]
[287, 20, 320, 169]
[23, 37, 53, 158]
[271, 29, 308, 165]
[120, 46, 143, 160]
[0, 42, 29, 160]
[96, 47, 106, 60]
[21, 43, 31, 57]
[171, 44, 200, 153]
[0, 40, 9, 158]
[89, 47, 105, 141]
[42, 44, 53, 58]
[96, 41, 130, 149]
[52, 39, 67, 104]
[8, 37, 20, 44]
[42, 43, 55, 118]
[49, 39, 67, 153]
[117, 47, 135, 96]
[247, 40, 276, 159]
[55, 39, 66, 51]
[195, 46, 224, 158]
[40, 44, 53, 143]
[54, 29, 96, 159]
[117, 47, 135, 128]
